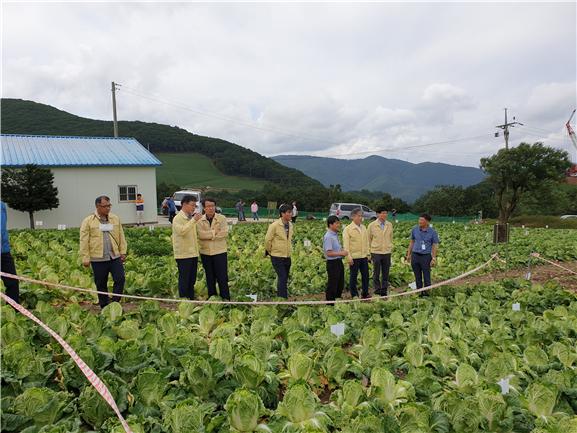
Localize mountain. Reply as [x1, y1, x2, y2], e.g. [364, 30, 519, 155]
[0, 98, 321, 189]
[272, 154, 485, 202]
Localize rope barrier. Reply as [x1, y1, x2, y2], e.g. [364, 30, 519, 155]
[0, 292, 133, 433]
[0, 254, 500, 306]
[530, 252, 577, 276]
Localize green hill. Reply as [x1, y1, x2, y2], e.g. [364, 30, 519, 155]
[156, 152, 267, 190]
[0, 98, 321, 189]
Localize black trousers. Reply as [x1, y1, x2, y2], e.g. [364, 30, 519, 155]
[372, 253, 391, 295]
[91, 258, 125, 308]
[326, 259, 344, 302]
[169, 212, 176, 223]
[200, 253, 230, 300]
[349, 257, 369, 297]
[411, 253, 432, 290]
[291, 216, 297, 223]
[271, 256, 291, 298]
[176, 257, 198, 299]
[1, 252, 20, 303]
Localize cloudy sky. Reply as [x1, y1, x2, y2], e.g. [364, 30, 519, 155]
[2, 2, 576, 167]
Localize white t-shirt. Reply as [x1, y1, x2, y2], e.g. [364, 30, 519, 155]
[292, 205, 298, 217]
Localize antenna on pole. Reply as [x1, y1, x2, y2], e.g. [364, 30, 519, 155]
[495, 108, 523, 150]
[111, 82, 121, 137]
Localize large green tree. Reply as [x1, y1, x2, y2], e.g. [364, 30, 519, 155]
[480, 143, 570, 224]
[1, 164, 59, 229]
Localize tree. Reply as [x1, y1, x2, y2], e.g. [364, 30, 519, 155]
[480, 143, 571, 225]
[1, 164, 59, 229]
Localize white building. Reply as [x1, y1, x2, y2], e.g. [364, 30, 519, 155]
[1, 134, 161, 229]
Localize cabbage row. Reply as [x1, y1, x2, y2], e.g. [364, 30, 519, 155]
[2, 279, 577, 432]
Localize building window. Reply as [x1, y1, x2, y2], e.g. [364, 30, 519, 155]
[119, 185, 137, 202]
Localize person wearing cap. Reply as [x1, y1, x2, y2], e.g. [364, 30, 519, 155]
[264, 203, 293, 298]
[172, 195, 203, 299]
[342, 207, 370, 298]
[405, 213, 440, 295]
[197, 198, 230, 300]
[323, 215, 348, 303]
[80, 195, 127, 309]
[367, 206, 394, 296]
[1, 201, 19, 303]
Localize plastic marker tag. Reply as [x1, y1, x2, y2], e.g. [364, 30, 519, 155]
[303, 239, 312, 248]
[409, 282, 417, 290]
[545, 225, 549, 229]
[497, 377, 510, 395]
[512, 303, 521, 311]
[524, 230, 529, 236]
[57, 224, 66, 230]
[35, 220, 43, 226]
[521, 225, 525, 229]
[247, 294, 257, 302]
[525, 272, 532, 280]
[148, 225, 155, 232]
[330, 322, 345, 336]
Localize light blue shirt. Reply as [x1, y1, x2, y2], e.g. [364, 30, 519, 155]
[323, 230, 342, 260]
[1, 201, 10, 254]
[410, 225, 439, 255]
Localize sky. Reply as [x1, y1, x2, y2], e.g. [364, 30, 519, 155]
[2, 1, 576, 167]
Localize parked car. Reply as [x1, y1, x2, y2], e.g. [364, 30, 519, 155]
[173, 190, 203, 213]
[560, 215, 577, 220]
[329, 203, 377, 220]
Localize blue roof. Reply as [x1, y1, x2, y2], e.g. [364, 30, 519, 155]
[0, 134, 162, 167]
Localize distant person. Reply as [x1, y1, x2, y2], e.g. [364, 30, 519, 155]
[198, 198, 230, 300]
[343, 208, 369, 299]
[323, 215, 348, 303]
[80, 196, 127, 309]
[167, 196, 177, 223]
[264, 203, 293, 298]
[1, 201, 19, 303]
[343, 208, 370, 299]
[391, 209, 397, 219]
[135, 193, 144, 226]
[172, 195, 202, 299]
[368, 207, 393, 296]
[405, 213, 440, 296]
[235, 200, 246, 221]
[251, 201, 259, 221]
[291, 202, 298, 223]
[161, 197, 169, 215]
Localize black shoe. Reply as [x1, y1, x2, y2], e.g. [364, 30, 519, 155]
[361, 293, 370, 300]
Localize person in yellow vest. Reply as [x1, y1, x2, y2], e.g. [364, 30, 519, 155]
[80, 195, 127, 309]
[197, 198, 230, 300]
[367, 206, 394, 296]
[342, 207, 370, 298]
[172, 195, 202, 299]
[264, 203, 293, 298]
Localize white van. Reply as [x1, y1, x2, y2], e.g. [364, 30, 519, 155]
[173, 190, 203, 213]
[329, 203, 377, 220]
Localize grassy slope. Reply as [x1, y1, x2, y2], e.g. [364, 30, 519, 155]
[156, 152, 266, 190]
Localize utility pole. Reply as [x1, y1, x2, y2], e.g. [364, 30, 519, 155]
[495, 108, 523, 150]
[111, 81, 120, 137]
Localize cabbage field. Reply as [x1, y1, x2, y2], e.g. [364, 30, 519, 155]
[2, 222, 577, 433]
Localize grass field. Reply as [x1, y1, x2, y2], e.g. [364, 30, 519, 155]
[155, 152, 267, 190]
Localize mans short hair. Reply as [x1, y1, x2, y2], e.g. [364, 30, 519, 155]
[137, 193, 142, 197]
[376, 206, 388, 214]
[95, 195, 110, 206]
[279, 203, 292, 214]
[202, 198, 216, 206]
[420, 213, 432, 222]
[181, 195, 197, 205]
[351, 208, 363, 217]
[327, 215, 340, 226]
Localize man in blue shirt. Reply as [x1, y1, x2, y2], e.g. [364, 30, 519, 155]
[405, 213, 440, 295]
[323, 215, 349, 302]
[1, 201, 20, 303]
[167, 196, 177, 223]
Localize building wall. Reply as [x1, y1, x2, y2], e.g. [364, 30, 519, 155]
[6, 166, 158, 229]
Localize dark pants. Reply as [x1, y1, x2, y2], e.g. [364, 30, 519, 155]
[169, 212, 176, 223]
[291, 216, 297, 223]
[91, 258, 125, 308]
[200, 253, 230, 300]
[372, 253, 391, 295]
[176, 257, 198, 299]
[326, 259, 344, 302]
[1, 252, 20, 304]
[349, 257, 369, 297]
[271, 256, 291, 298]
[411, 253, 432, 292]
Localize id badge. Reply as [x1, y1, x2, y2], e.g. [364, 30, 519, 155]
[421, 241, 426, 251]
[99, 223, 113, 232]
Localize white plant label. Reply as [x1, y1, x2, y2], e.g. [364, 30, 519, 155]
[35, 220, 43, 226]
[524, 230, 529, 236]
[409, 282, 417, 290]
[521, 225, 525, 229]
[303, 239, 312, 248]
[247, 294, 257, 302]
[57, 224, 66, 230]
[497, 377, 511, 395]
[512, 303, 521, 311]
[148, 225, 155, 232]
[330, 322, 345, 337]
[525, 272, 532, 280]
[545, 225, 549, 229]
